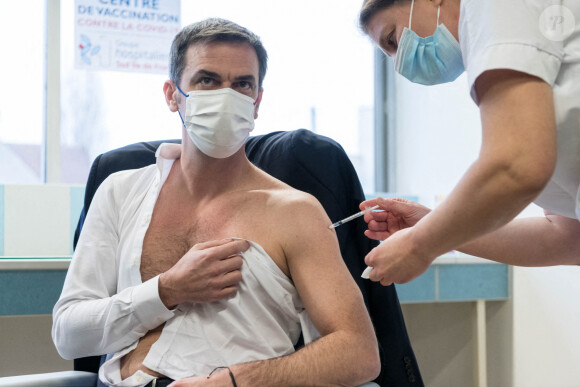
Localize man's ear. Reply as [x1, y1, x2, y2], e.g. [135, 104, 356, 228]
[253, 89, 263, 119]
[163, 80, 180, 112]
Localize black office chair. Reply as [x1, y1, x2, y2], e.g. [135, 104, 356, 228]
[71, 129, 423, 386]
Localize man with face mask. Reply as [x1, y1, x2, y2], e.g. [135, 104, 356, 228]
[52, 18, 380, 387]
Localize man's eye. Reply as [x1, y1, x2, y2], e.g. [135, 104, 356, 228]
[200, 77, 213, 85]
[238, 81, 251, 89]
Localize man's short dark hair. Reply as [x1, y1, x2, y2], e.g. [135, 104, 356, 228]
[169, 18, 268, 89]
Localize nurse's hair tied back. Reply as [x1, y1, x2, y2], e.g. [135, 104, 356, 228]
[359, 0, 409, 34]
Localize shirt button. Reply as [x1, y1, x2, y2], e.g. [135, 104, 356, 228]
[131, 258, 138, 266]
[143, 215, 151, 225]
[136, 374, 144, 383]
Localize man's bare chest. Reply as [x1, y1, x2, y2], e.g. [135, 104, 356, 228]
[139, 197, 285, 281]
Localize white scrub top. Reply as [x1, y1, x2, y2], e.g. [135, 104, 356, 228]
[458, 0, 580, 219]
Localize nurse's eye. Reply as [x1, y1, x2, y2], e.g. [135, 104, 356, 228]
[381, 31, 397, 57]
[387, 31, 397, 49]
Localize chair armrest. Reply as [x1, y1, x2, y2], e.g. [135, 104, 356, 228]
[0, 371, 97, 387]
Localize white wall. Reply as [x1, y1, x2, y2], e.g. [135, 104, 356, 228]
[394, 72, 580, 386]
[513, 265, 580, 386]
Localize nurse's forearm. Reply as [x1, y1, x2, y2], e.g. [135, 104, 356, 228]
[457, 214, 580, 267]
[407, 70, 560, 266]
[410, 156, 549, 262]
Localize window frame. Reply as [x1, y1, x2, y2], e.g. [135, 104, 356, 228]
[45, 0, 61, 183]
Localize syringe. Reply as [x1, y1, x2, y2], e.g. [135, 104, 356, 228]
[328, 205, 380, 229]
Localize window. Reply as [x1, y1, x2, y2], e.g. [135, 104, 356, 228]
[180, 1, 375, 192]
[0, 2, 46, 183]
[60, 0, 375, 191]
[393, 73, 482, 203]
[60, 0, 176, 184]
[2, 1, 375, 192]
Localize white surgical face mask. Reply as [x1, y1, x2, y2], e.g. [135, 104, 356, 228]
[177, 87, 256, 158]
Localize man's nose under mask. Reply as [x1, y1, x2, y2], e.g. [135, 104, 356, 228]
[178, 87, 256, 159]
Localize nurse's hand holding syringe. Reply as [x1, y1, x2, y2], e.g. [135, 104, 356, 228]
[357, 197, 432, 282]
[328, 205, 382, 279]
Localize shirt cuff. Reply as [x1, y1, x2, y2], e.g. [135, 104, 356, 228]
[132, 275, 175, 330]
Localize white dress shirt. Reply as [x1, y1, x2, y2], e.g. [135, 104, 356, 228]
[52, 144, 318, 387]
[459, 0, 580, 219]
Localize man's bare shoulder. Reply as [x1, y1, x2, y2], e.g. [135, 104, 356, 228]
[254, 173, 328, 221]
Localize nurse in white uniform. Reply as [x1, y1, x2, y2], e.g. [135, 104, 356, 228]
[358, 0, 580, 285]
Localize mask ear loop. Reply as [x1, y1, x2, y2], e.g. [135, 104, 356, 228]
[175, 85, 188, 128]
[437, 6, 441, 26]
[408, 0, 415, 30]
[176, 85, 189, 98]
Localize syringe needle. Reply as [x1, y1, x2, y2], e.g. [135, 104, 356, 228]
[328, 205, 380, 229]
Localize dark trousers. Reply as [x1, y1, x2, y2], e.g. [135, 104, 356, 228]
[144, 378, 174, 387]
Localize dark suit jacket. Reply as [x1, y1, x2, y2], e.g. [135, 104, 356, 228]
[72, 129, 423, 386]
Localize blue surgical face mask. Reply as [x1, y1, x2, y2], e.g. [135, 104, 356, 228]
[394, 0, 465, 85]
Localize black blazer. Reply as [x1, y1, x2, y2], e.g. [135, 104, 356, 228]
[72, 129, 423, 386]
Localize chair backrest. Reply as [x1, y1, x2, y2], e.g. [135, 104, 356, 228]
[72, 129, 423, 386]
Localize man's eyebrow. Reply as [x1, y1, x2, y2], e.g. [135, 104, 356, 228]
[189, 69, 221, 84]
[188, 70, 256, 85]
[234, 74, 257, 83]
